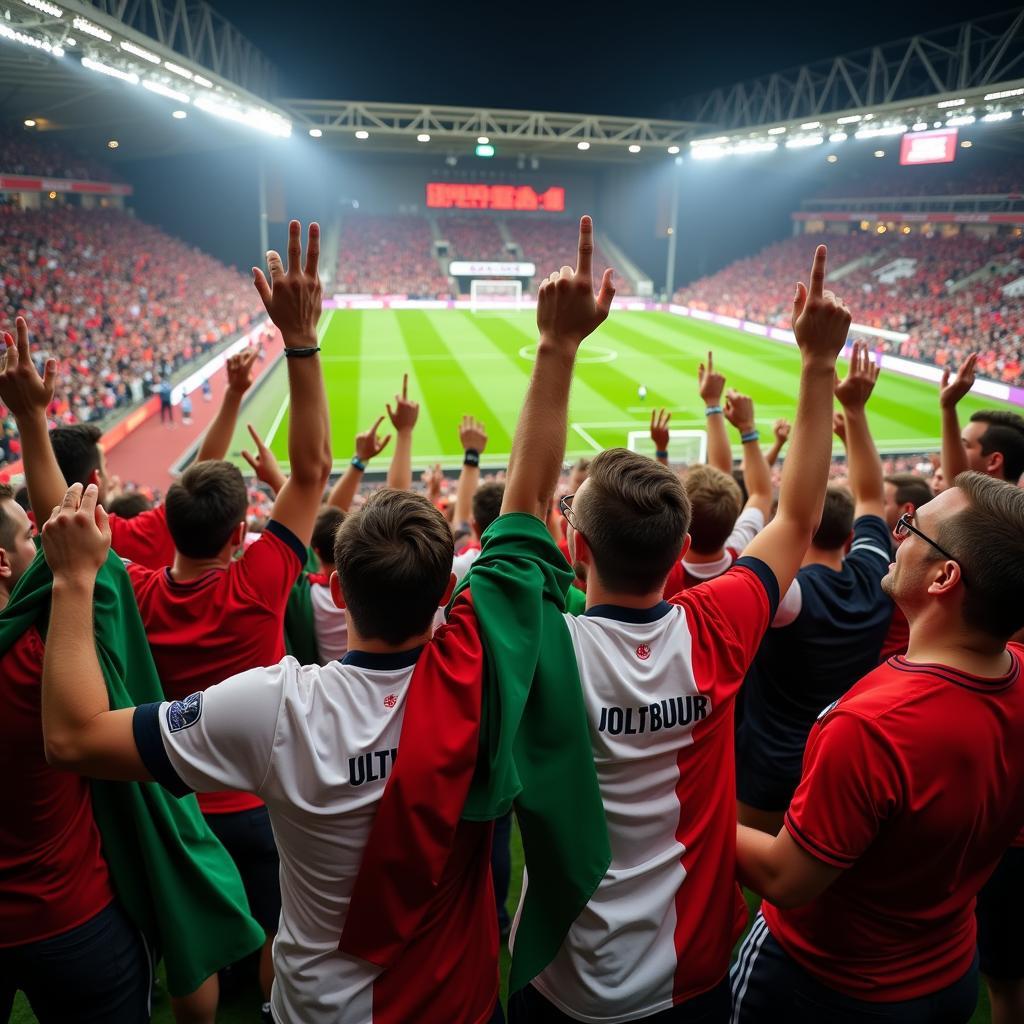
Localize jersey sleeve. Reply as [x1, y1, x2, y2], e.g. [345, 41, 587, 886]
[131, 664, 288, 797]
[846, 515, 894, 571]
[725, 506, 765, 555]
[772, 579, 804, 628]
[237, 520, 306, 611]
[672, 556, 779, 698]
[784, 709, 904, 869]
[108, 506, 176, 570]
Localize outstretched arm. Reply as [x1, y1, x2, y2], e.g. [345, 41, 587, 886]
[834, 339, 884, 520]
[195, 346, 259, 463]
[0, 318, 65, 516]
[254, 221, 333, 546]
[939, 353, 976, 488]
[503, 216, 615, 518]
[765, 418, 790, 468]
[454, 416, 487, 528]
[386, 374, 419, 492]
[743, 246, 852, 595]
[699, 352, 731, 473]
[725, 390, 772, 519]
[328, 417, 391, 512]
[650, 409, 671, 467]
[241, 423, 287, 496]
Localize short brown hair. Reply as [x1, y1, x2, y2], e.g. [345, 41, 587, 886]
[50, 424, 103, 487]
[970, 410, 1024, 483]
[935, 472, 1024, 639]
[683, 465, 743, 555]
[312, 505, 345, 566]
[812, 485, 854, 550]
[885, 473, 933, 512]
[334, 489, 454, 644]
[0, 483, 16, 550]
[165, 461, 248, 558]
[573, 448, 691, 595]
[472, 482, 505, 538]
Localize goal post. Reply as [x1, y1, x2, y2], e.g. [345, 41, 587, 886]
[470, 278, 522, 312]
[627, 428, 707, 466]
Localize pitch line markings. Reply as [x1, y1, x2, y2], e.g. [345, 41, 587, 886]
[265, 311, 334, 447]
[518, 344, 618, 364]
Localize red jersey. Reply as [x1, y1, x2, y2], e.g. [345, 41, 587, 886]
[128, 520, 305, 814]
[764, 646, 1024, 1001]
[878, 603, 909, 662]
[109, 505, 176, 570]
[0, 628, 114, 946]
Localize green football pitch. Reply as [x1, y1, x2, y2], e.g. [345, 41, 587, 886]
[228, 308, 1015, 472]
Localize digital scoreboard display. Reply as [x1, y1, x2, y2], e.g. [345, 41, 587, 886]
[426, 182, 566, 212]
[900, 128, 958, 166]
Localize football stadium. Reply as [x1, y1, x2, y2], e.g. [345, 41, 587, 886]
[4, 1, 1024, 1022]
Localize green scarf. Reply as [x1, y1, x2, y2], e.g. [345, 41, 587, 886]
[0, 549, 263, 997]
[284, 571, 322, 666]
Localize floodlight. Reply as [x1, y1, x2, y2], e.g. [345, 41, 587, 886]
[937, 98, 965, 108]
[733, 141, 777, 154]
[828, 131, 848, 142]
[985, 88, 1024, 101]
[164, 61, 193, 80]
[143, 80, 189, 102]
[477, 136, 489, 144]
[827, 154, 838, 163]
[667, 145, 680, 154]
[24, 119, 36, 127]
[355, 130, 369, 139]
[577, 141, 590, 150]
[837, 114, 862, 124]
[800, 121, 821, 130]
[767, 126, 786, 135]
[855, 124, 907, 139]
[874, 150, 885, 158]
[690, 136, 729, 146]
[193, 75, 212, 88]
[23, 0, 63, 16]
[72, 17, 110, 41]
[691, 145, 727, 160]
[171, 109, 187, 119]
[785, 135, 823, 148]
[417, 133, 430, 142]
[628, 144, 641, 153]
[107, 139, 118, 149]
[983, 111, 1012, 122]
[961, 140, 973, 148]
[911, 122, 928, 131]
[475, 143, 495, 157]
[0, 22, 63, 56]
[946, 114, 976, 126]
[121, 40, 160, 64]
[194, 96, 291, 137]
[81, 57, 138, 84]
[309, 128, 322, 138]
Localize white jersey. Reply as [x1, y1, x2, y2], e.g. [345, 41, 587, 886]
[133, 650, 414, 1024]
[522, 558, 777, 1022]
[309, 578, 348, 661]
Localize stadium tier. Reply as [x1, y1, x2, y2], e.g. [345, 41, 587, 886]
[334, 213, 449, 297]
[437, 214, 508, 260]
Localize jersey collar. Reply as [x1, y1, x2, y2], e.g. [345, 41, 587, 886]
[583, 601, 672, 623]
[341, 647, 424, 670]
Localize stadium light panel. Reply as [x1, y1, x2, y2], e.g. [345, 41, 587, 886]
[309, 128, 322, 138]
[0, 22, 63, 56]
[828, 131, 848, 142]
[855, 124, 907, 139]
[23, 0, 63, 16]
[691, 145, 727, 160]
[475, 143, 495, 157]
[65, 38, 75, 46]
[355, 130, 369, 139]
[23, 119, 36, 127]
[628, 144, 641, 153]
[72, 17, 111, 41]
[733, 140, 778, 154]
[961, 140, 973, 148]
[983, 111, 1013, 122]
[576, 141, 590, 150]
[874, 150, 885, 157]
[121, 40, 160, 64]
[690, 136, 729, 146]
[416, 133, 430, 142]
[194, 96, 291, 138]
[800, 121, 821, 130]
[911, 122, 928, 131]
[164, 61, 193, 80]
[837, 114, 862, 124]
[477, 136, 489, 144]
[143, 80, 189, 103]
[193, 74, 213, 88]
[81, 56, 137, 83]
[985, 88, 1024, 101]
[785, 135, 823, 148]
[667, 145, 680, 154]
[946, 114, 976, 126]
[937, 98, 965, 108]
[827, 154, 838, 163]
[767, 126, 786, 135]
[107, 139, 118, 149]
[172, 109, 187, 119]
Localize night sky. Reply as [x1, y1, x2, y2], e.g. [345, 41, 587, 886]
[214, 0, 1014, 116]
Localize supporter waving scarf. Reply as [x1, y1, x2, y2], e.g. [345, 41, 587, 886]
[0, 547, 263, 997]
[340, 512, 610, 993]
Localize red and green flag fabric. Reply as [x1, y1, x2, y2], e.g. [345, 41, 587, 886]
[0, 548, 264, 997]
[340, 512, 610, 994]
[283, 570, 323, 666]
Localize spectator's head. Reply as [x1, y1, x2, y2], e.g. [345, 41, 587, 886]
[811, 486, 854, 551]
[164, 461, 248, 560]
[332, 489, 455, 646]
[0, 483, 36, 603]
[883, 473, 934, 537]
[569, 458, 591, 492]
[570, 449, 691, 597]
[108, 491, 153, 519]
[683, 465, 742, 555]
[312, 506, 345, 570]
[962, 411, 1024, 483]
[50, 424, 110, 503]
[931, 466, 946, 496]
[471, 482, 504, 542]
[884, 471, 1024, 641]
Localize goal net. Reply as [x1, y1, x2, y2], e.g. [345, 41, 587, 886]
[627, 428, 707, 466]
[470, 278, 522, 313]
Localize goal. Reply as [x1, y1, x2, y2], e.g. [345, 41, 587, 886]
[470, 278, 522, 312]
[627, 428, 707, 466]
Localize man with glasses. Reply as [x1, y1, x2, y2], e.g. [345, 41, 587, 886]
[732, 471, 1024, 1023]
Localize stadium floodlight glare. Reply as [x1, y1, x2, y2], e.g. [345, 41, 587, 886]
[785, 135, 823, 148]
[477, 135, 489, 144]
[416, 133, 430, 142]
[194, 96, 291, 138]
[983, 111, 1013, 122]
[577, 141, 590, 150]
[733, 140, 778, 155]
[946, 114, 976, 126]
[667, 145, 680, 154]
[120, 40, 160, 64]
[171, 109, 187, 119]
[874, 149, 885, 157]
[827, 154, 838, 163]
[24, 119, 36, 127]
[985, 88, 1024, 101]
[164, 61, 193, 80]
[912, 121, 929, 131]
[143, 80, 189, 103]
[828, 131, 848, 142]
[961, 140, 973, 148]
[937, 98, 966, 108]
[23, 0, 63, 16]
[355, 130, 369, 139]
[65, 37, 75, 45]
[107, 139, 118, 149]
[0, 22, 64, 56]
[628, 144, 641, 153]
[691, 145, 727, 160]
[837, 114, 863, 124]
[72, 17, 111, 41]
[193, 74, 212, 88]
[767, 126, 787, 135]
[308, 128, 322, 138]
[690, 136, 729, 146]
[476, 143, 495, 157]
[800, 121, 821, 130]
[81, 56, 137, 83]
[854, 124, 907, 139]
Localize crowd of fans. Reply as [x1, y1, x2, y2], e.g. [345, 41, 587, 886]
[3, 217, 1024, 1024]
[0, 205, 258, 469]
[439, 214, 509, 260]
[812, 158, 1024, 199]
[0, 126, 124, 182]
[678, 230, 1024, 384]
[335, 214, 449, 297]
[506, 217, 632, 291]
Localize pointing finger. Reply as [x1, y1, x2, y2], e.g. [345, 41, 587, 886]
[577, 215, 594, 283]
[15, 317, 30, 362]
[304, 222, 321, 278]
[286, 220, 301, 274]
[808, 245, 827, 299]
[79, 483, 99, 518]
[401, 373, 408, 401]
[241, 450, 258, 471]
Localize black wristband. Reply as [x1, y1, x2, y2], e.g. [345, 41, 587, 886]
[283, 346, 321, 359]
[463, 448, 480, 467]
[351, 456, 366, 472]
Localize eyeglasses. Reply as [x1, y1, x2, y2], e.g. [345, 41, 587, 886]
[559, 493, 581, 533]
[894, 512, 960, 567]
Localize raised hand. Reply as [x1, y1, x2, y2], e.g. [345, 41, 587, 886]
[939, 353, 977, 409]
[535, 215, 615, 351]
[355, 416, 391, 462]
[0, 317, 56, 420]
[41, 483, 110, 582]
[791, 246, 852, 365]
[422, 463, 443, 501]
[241, 423, 285, 492]
[253, 220, 322, 348]
[226, 345, 260, 395]
[724, 389, 756, 434]
[773, 418, 791, 445]
[834, 339, 880, 411]
[650, 408, 671, 451]
[697, 351, 726, 405]
[386, 373, 420, 433]
[459, 415, 488, 453]
[832, 411, 847, 445]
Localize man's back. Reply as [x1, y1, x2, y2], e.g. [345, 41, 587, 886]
[529, 558, 777, 1020]
[763, 643, 1024, 1001]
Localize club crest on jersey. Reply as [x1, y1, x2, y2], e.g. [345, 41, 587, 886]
[166, 692, 203, 733]
[383, 694, 398, 709]
[636, 644, 651, 661]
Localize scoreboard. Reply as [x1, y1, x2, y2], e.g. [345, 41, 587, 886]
[426, 182, 566, 212]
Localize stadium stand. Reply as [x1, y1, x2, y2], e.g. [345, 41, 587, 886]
[438, 214, 508, 260]
[334, 213, 449, 297]
[507, 217, 633, 291]
[0, 124, 124, 182]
